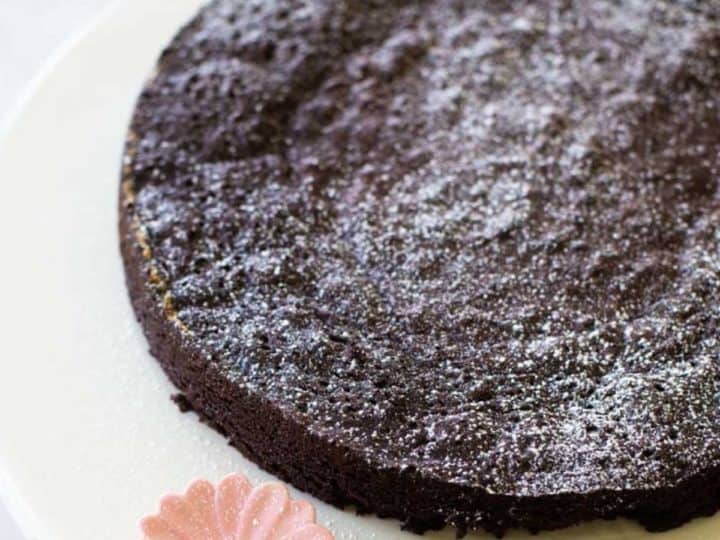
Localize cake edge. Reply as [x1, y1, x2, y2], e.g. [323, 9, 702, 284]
[118, 133, 720, 538]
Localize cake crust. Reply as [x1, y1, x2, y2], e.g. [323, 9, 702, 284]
[121, 0, 720, 535]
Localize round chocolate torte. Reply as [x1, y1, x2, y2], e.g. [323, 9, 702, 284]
[120, 0, 720, 535]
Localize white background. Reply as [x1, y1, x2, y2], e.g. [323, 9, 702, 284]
[1, 2, 109, 537]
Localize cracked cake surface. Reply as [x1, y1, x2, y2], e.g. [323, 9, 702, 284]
[121, 0, 720, 535]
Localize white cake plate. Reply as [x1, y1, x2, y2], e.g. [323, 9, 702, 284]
[0, 1, 717, 538]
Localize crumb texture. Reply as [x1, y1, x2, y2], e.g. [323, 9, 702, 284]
[123, 0, 720, 534]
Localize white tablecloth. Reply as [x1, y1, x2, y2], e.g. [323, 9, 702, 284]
[1, 2, 111, 536]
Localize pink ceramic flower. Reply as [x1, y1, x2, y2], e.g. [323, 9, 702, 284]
[141, 473, 334, 540]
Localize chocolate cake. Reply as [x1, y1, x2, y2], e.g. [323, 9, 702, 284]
[120, 0, 720, 536]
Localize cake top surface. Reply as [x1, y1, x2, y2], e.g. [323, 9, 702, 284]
[127, 0, 720, 497]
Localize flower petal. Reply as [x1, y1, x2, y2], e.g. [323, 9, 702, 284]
[140, 515, 186, 540]
[280, 523, 335, 540]
[141, 474, 333, 540]
[273, 500, 316, 537]
[235, 483, 291, 540]
[184, 480, 223, 540]
[157, 490, 220, 539]
[215, 473, 252, 537]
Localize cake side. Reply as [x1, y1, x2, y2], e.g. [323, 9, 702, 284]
[120, 161, 720, 535]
